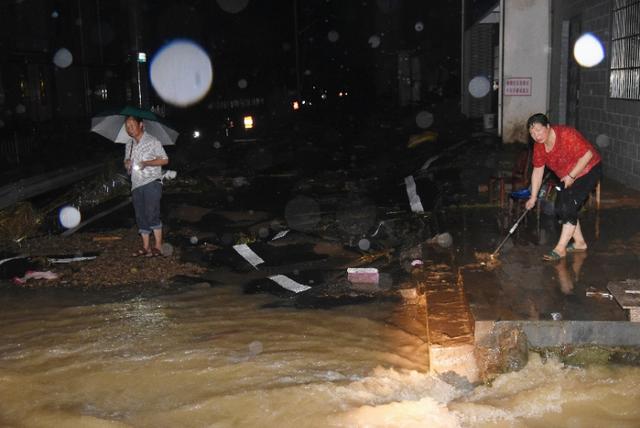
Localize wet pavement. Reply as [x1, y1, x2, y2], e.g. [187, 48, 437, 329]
[458, 179, 640, 324]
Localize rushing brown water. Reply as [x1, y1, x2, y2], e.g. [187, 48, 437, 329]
[1, 284, 639, 427]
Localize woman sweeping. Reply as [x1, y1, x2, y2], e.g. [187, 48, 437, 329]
[524, 113, 602, 261]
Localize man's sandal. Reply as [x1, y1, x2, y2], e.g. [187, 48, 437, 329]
[132, 248, 149, 257]
[542, 250, 564, 261]
[147, 248, 162, 257]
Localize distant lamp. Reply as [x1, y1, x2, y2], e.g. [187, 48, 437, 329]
[292, 101, 300, 110]
[137, 52, 147, 63]
[193, 130, 201, 138]
[243, 115, 254, 129]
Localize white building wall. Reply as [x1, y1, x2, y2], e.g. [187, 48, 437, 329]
[502, 0, 551, 143]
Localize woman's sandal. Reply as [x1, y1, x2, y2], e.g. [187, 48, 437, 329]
[542, 250, 565, 261]
[566, 243, 587, 253]
[132, 248, 149, 257]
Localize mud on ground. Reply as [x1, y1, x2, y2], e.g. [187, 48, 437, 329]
[6, 228, 206, 288]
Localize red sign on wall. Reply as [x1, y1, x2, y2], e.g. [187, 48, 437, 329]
[504, 78, 532, 96]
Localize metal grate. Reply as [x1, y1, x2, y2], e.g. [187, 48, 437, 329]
[610, 0, 640, 99]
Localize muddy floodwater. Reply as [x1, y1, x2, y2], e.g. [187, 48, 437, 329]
[1, 284, 640, 427]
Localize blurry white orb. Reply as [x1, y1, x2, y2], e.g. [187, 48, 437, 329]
[282, 42, 291, 51]
[53, 48, 73, 68]
[376, 0, 399, 13]
[190, 236, 199, 245]
[213, 141, 222, 149]
[161, 242, 174, 257]
[15, 104, 26, 114]
[573, 33, 605, 67]
[304, 69, 312, 76]
[258, 227, 269, 238]
[368, 35, 381, 48]
[51, 10, 59, 18]
[415, 110, 434, 129]
[248, 340, 263, 355]
[595, 134, 610, 148]
[415, 21, 424, 32]
[328, 30, 340, 43]
[232, 176, 249, 187]
[59, 206, 81, 229]
[436, 232, 453, 248]
[468, 76, 491, 98]
[150, 40, 213, 107]
[75, 18, 82, 26]
[238, 78, 248, 89]
[358, 238, 371, 251]
[216, 0, 249, 14]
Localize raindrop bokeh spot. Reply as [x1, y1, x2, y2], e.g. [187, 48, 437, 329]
[59, 206, 81, 229]
[573, 33, 605, 67]
[258, 227, 269, 239]
[596, 134, 610, 148]
[150, 39, 213, 107]
[415, 111, 434, 129]
[358, 238, 371, 251]
[238, 78, 248, 89]
[216, 0, 249, 14]
[414, 21, 424, 32]
[328, 30, 340, 43]
[468, 76, 491, 98]
[53, 48, 73, 68]
[368, 35, 381, 48]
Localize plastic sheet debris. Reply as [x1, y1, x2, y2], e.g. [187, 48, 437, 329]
[268, 274, 311, 293]
[404, 175, 424, 213]
[271, 230, 290, 240]
[13, 270, 58, 285]
[585, 287, 613, 300]
[233, 244, 264, 269]
[347, 267, 379, 284]
[48, 255, 97, 264]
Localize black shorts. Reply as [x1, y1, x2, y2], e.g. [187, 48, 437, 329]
[555, 163, 602, 225]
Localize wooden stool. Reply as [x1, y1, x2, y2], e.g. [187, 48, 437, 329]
[588, 180, 601, 210]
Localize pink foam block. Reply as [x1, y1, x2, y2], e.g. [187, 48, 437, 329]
[347, 268, 379, 284]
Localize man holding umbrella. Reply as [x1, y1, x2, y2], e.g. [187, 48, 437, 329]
[124, 115, 169, 257]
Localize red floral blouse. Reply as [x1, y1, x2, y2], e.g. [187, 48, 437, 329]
[532, 125, 601, 179]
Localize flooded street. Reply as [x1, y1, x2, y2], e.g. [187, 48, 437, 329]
[1, 284, 640, 427]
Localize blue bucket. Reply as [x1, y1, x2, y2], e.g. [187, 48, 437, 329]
[510, 188, 531, 200]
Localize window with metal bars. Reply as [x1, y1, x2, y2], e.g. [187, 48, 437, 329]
[610, 0, 640, 100]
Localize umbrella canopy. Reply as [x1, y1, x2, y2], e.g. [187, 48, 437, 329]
[91, 106, 179, 145]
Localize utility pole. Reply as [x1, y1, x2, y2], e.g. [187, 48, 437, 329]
[293, 0, 301, 101]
